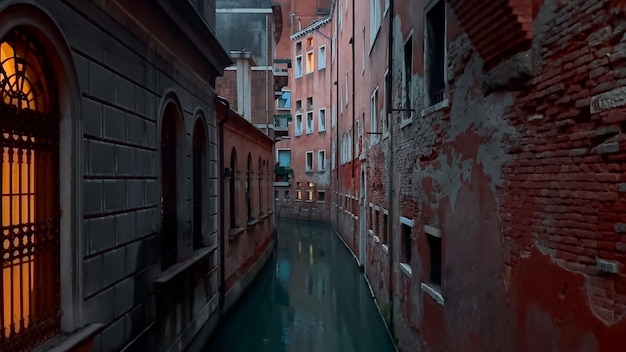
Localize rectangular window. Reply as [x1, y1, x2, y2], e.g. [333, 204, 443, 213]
[275, 190, 279, 199]
[277, 149, 291, 167]
[362, 27, 366, 73]
[370, 88, 379, 145]
[318, 191, 326, 202]
[370, 0, 381, 44]
[296, 190, 302, 200]
[383, 70, 389, 135]
[306, 50, 315, 74]
[318, 150, 326, 171]
[382, 212, 388, 243]
[401, 223, 412, 264]
[296, 41, 302, 54]
[403, 35, 413, 120]
[305, 151, 313, 172]
[345, 72, 349, 106]
[307, 191, 314, 201]
[306, 111, 314, 134]
[425, 225, 442, 286]
[277, 91, 291, 110]
[318, 108, 326, 132]
[425, 1, 446, 106]
[295, 113, 303, 136]
[307, 97, 313, 110]
[295, 55, 303, 78]
[296, 100, 302, 112]
[318, 45, 327, 70]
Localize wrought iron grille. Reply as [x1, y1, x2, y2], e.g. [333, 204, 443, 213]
[0, 28, 60, 351]
[161, 115, 177, 270]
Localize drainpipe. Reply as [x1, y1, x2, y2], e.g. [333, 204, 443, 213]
[266, 14, 270, 135]
[216, 96, 231, 310]
[387, 0, 395, 333]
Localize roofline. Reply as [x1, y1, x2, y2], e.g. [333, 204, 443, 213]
[289, 0, 337, 41]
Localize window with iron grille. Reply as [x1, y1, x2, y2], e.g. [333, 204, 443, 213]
[161, 106, 179, 270]
[192, 119, 206, 250]
[0, 27, 61, 351]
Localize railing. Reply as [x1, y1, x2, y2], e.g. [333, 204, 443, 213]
[274, 114, 291, 130]
[274, 166, 293, 182]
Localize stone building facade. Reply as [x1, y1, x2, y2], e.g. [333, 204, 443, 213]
[310, 0, 626, 351]
[0, 1, 275, 351]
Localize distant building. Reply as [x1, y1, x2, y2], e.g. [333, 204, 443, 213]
[0, 1, 274, 351]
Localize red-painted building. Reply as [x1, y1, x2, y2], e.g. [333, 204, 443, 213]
[293, 0, 626, 351]
[274, 0, 334, 222]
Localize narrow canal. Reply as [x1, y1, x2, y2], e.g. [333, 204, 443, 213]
[203, 221, 396, 352]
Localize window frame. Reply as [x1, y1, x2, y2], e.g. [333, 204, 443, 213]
[295, 54, 303, 78]
[306, 50, 315, 74]
[305, 151, 314, 172]
[318, 45, 327, 70]
[305, 111, 314, 134]
[423, 0, 448, 110]
[318, 150, 326, 171]
[294, 113, 303, 136]
[318, 108, 327, 132]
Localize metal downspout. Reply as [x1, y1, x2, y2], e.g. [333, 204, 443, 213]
[387, 0, 395, 334]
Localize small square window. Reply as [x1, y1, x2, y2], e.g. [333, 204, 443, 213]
[318, 191, 326, 202]
[274, 190, 279, 199]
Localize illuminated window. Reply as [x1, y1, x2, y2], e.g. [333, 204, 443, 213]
[306, 51, 314, 74]
[1, 27, 60, 350]
[296, 190, 302, 201]
[307, 191, 314, 201]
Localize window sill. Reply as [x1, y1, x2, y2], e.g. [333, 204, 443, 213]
[228, 227, 246, 240]
[400, 262, 412, 278]
[32, 324, 103, 352]
[319, 129, 327, 133]
[306, 131, 313, 135]
[259, 213, 268, 220]
[154, 247, 213, 310]
[421, 283, 444, 306]
[374, 235, 381, 244]
[381, 244, 389, 254]
[368, 229, 375, 237]
[247, 219, 260, 227]
[382, 132, 389, 140]
[267, 209, 274, 214]
[421, 99, 449, 117]
[399, 117, 413, 129]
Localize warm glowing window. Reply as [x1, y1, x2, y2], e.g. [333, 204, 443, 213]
[306, 51, 314, 74]
[1, 27, 60, 350]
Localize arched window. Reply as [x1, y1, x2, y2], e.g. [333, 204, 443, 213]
[229, 148, 237, 228]
[161, 103, 180, 270]
[0, 27, 60, 349]
[246, 153, 252, 221]
[192, 119, 207, 250]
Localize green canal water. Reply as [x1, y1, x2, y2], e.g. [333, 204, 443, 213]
[203, 221, 396, 352]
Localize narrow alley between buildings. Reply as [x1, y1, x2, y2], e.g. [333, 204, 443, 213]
[202, 221, 396, 352]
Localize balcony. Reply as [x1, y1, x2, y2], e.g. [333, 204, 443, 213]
[274, 114, 291, 138]
[274, 166, 293, 186]
[274, 58, 291, 91]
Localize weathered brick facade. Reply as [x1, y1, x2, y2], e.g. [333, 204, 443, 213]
[325, 0, 626, 351]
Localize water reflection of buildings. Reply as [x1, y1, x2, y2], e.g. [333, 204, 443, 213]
[279, 222, 343, 352]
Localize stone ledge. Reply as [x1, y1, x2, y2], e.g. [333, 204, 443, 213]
[421, 283, 445, 306]
[246, 219, 260, 227]
[32, 323, 102, 352]
[228, 227, 245, 240]
[154, 247, 212, 311]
